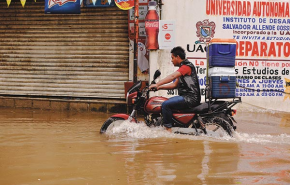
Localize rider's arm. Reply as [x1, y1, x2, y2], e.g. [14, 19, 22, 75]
[158, 78, 179, 90]
[155, 71, 182, 90]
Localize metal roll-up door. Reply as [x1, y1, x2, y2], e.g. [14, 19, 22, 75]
[0, 0, 129, 99]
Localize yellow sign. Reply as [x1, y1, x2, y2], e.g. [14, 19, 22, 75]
[114, 0, 134, 10]
[20, 0, 26, 7]
[7, 0, 11, 7]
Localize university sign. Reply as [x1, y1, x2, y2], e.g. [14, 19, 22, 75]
[158, 0, 290, 111]
[196, 19, 216, 44]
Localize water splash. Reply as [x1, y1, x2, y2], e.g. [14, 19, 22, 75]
[107, 120, 171, 139]
[105, 120, 290, 145]
[232, 132, 290, 145]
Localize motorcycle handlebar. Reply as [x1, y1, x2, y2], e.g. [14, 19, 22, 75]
[150, 87, 158, 92]
[148, 80, 157, 92]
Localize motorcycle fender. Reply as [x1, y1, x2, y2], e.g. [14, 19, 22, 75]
[111, 114, 136, 122]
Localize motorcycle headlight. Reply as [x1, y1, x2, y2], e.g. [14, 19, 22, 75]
[126, 92, 137, 105]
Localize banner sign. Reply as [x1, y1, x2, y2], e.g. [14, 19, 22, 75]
[158, 20, 176, 50]
[45, 0, 81, 14]
[85, 0, 116, 7]
[160, 0, 290, 111]
[115, 0, 134, 10]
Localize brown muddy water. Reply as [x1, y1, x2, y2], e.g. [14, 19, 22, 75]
[0, 107, 289, 185]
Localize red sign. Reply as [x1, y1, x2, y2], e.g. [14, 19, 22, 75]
[165, 33, 171, 40]
[115, 0, 134, 10]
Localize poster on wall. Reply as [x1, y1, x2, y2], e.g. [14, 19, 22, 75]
[158, 20, 176, 50]
[129, 5, 148, 21]
[163, 0, 290, 111]
[129, 22, 146, 38]
[45, 0, 81, 14]
[128, 1, 150, 81]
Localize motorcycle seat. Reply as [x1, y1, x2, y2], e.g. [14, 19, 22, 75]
[177, 101, 227, 114]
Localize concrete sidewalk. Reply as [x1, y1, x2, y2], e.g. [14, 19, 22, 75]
[0, 96, 127, 113]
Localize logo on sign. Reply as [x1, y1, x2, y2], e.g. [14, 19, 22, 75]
[196, 19, 216, 43]
[48, 0, 77, 8]
[162, 24, 168, 29]
[145, 21, 158, 28]
[115, 0, 134, 10]
[165, 33, 171, 40]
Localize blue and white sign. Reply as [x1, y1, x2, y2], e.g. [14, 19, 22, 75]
[85, 0, 116, 7]
[45, 0, 81, 14]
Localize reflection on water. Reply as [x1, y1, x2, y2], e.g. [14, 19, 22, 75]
[0, 107, 289, 185]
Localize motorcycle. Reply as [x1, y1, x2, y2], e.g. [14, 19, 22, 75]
[100, 70, 241, 137]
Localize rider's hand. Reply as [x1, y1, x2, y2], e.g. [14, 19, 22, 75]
[149, 84, 158, 91]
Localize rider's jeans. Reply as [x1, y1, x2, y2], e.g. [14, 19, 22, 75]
[162, 96, 188, 128]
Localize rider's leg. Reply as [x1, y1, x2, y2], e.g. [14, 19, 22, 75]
[161, 96, 188, 131]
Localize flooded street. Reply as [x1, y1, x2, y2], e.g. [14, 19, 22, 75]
[0, 107, 289, 185]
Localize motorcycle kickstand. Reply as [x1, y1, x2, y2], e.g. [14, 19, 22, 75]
[193, 124, 201, 136]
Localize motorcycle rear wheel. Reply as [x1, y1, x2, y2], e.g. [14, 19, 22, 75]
[215, 113, 235, 129]
[205, 117, 234, 137]
[100, 117, 126, 133]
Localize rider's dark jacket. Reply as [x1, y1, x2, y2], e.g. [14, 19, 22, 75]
[178, 59, 201, 108]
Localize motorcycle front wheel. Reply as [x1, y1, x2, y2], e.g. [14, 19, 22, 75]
[204, 117, 234, 137]
[100, 117, 126, 133]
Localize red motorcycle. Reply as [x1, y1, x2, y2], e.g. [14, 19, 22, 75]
[100, 70, 241, 137]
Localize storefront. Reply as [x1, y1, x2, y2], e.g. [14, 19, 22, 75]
[0, 0, 129, 99]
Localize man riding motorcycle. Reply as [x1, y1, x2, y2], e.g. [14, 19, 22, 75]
[149, 46, 201, 132]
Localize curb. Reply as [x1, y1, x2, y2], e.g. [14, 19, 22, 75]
[0, 96, 128, 113]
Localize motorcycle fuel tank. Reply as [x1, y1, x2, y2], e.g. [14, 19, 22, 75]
[144, 96, 168, 114]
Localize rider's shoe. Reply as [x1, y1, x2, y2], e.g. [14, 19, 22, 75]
[165, 127, 172, 133]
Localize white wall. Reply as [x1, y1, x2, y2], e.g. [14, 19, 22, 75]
[149, 0, 290, 112]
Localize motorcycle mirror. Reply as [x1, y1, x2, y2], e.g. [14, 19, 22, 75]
[153, 70, 161, 80]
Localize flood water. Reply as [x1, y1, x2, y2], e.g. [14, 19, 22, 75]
[0, 107, 289, 185]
